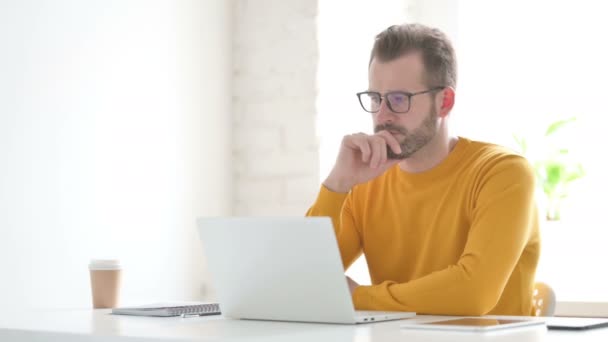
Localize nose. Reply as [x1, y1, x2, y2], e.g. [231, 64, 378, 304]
[374, 100, 396, 124]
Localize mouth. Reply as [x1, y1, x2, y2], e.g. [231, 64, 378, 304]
[375, 125, 406, 136]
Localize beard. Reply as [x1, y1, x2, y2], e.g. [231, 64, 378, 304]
[374, 106, 438, 160]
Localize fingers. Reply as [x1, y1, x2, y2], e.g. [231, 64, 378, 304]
[345, 132, 401, 169]
[375, 130, 403, 156]
[356, 134, 372, 163]
[344, 133, 371, 163]
[369, 136, 386, 169]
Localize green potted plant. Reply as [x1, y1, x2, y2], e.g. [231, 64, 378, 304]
[513, 118, 584, 221]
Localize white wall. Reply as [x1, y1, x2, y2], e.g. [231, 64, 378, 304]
[0, 0, 232, 309]
[455, 0, 608, 303]
[317, 0, 431, 285]
[232, 0, 319, 216]
[317, 0, 410, 182]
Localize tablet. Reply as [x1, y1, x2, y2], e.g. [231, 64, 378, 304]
[401, 317, 545, 332]
[546, 317, 608, 330]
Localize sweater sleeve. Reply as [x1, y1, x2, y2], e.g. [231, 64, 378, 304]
[352, 157, 537, 315]
[306, 186, 363, 270]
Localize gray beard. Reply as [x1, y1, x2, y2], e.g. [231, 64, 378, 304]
[375, 108, 438, 160]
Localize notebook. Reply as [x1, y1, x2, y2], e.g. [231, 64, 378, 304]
[111, 302, 221, 317]
[196, 216, 415, 324]
[546, 317, 608, 330]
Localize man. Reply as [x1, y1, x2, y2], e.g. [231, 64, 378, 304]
[306, 23, 540, 316]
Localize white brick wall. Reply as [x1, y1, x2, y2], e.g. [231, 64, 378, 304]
[233, 0, 319, 216]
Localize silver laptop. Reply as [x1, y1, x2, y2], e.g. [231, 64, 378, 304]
[196, 216, 415, 324]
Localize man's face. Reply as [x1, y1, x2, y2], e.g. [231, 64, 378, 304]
[369, 53, 439, 159]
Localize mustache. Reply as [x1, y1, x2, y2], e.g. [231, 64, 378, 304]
[374, 123, 407, 135]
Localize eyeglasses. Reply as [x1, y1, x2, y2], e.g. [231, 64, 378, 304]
[356, 87, 445, 114]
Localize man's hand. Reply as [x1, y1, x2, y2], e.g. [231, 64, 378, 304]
[324, 132, 402, 193]
[346, 276, 360, 296]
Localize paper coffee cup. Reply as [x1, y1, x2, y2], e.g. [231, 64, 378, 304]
[89, 259, 122, 271]
[89, 259, 122, 309]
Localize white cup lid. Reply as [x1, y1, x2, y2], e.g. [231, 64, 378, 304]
[89, 259, 122, 270]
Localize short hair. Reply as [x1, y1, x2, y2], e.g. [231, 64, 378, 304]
[370, 23, 457, 88]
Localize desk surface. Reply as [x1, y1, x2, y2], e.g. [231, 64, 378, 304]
[1, 309, 607, 342]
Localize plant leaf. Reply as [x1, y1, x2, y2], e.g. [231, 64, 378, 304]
[512, 133, 527, 155]
[545, 117, 576, 136]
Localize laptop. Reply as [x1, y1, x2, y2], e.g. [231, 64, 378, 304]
[196, 216, 415, 324]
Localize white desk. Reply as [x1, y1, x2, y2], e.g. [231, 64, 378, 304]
[0, 309, 606, 342]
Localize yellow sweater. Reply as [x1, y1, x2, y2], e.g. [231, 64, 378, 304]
[306, 137, 540, 316]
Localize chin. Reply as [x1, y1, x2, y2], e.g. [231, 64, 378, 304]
[387, 150, 409, 160]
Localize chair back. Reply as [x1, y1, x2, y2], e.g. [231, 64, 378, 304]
[531, 282, 556, 316]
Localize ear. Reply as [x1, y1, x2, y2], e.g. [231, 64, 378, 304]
[437, 87, 455, 118]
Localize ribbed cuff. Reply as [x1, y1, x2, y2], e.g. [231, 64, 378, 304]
[353, 285, 374, 310]
[317, 185, 349, 206]
[305, 185, 349, 218]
